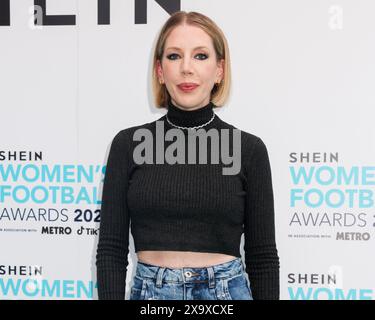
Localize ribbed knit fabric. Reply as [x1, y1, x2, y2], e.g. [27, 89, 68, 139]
[96, 99, 280, 300]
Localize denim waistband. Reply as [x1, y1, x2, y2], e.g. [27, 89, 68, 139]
[134, 257, 245, 288]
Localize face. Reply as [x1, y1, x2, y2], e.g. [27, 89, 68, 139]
[156, 24, 224, 111]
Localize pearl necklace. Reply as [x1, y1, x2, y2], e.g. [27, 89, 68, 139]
[165, 112, 216, 130]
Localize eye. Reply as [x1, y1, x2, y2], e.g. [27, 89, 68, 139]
[166, 53, 179, 60]
[166, 53, 209, 60]
[195, 53, 208, 60]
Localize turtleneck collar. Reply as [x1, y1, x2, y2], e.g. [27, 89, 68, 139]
[166, 97, 215, 128]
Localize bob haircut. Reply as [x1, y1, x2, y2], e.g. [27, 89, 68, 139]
[151, 11, 232, 108]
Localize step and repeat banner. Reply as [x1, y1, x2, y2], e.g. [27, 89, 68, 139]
[1, 0, 374, 300]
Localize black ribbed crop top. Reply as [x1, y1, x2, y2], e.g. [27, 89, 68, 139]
[96, 99, 280, 299]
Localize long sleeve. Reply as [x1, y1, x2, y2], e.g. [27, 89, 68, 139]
[243, 137, 280, 300]
[96, 130, 130, 300]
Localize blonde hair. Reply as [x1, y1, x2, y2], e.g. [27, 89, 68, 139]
[151, 11, 232, 108]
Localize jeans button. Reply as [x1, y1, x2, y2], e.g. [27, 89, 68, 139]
[185, 271, 192, 277]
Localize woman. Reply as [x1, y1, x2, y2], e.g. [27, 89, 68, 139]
[96, 11, 280, 300]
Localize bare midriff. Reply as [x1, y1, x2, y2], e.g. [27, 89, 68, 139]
[136, 250, 237, 268]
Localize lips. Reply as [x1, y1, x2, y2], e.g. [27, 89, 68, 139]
[177, 83, 199, 92]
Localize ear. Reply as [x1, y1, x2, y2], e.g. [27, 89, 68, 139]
[156, 60, 164, 83]
[216, 59, 224, 82]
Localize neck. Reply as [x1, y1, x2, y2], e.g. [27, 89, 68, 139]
[166, 97, 215, 128]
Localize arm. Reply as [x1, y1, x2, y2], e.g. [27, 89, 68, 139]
[243, 137, 280, 300]
[96, 130, 131, 300]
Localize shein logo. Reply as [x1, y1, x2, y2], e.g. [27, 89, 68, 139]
[0, 0, 180, 26]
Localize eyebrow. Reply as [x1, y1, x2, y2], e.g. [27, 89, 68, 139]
[165, 46, 209, 51]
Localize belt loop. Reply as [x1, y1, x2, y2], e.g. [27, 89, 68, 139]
[155, 267, 165, 288]
[240, 258, 246, 272]
[235, 257, 243, 275]
[207, 267, 215, 289]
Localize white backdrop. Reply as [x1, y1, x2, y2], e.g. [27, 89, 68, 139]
[1, 0, 374, 300]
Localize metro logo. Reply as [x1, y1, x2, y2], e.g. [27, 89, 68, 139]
[0, 0, 180, 26]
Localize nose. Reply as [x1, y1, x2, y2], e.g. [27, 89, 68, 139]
[181, 56, 193, 75]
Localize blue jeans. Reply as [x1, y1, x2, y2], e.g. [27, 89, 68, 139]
[129, 257, 253, 300]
